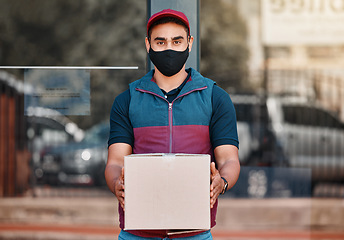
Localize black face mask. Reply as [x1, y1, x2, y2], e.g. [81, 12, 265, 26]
[149, 47, 189, 77]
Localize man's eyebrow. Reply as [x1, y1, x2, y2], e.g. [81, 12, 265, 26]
[153, 36, 185, 41]
[154, 37, 167, 41]
[172, 36, 184, 40]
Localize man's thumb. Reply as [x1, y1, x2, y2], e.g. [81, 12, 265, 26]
[121, 167, 125, 180]
[210, 162, 217, 175]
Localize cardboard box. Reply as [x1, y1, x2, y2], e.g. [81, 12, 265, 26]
[124, 153, 210, 231]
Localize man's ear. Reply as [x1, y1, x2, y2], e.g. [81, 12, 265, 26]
[145, 37, 150, 53]
[188, 36, 194, 52]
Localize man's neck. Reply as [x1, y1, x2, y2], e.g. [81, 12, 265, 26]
[153, 67, 188, 93]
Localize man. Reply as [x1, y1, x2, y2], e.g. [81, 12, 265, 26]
[105, 9, 240, 239]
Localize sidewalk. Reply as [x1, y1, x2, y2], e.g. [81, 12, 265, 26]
[0, 196, 343, 239]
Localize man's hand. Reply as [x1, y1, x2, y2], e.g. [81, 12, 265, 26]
[115, 167, 125, 210]
[105, 143, 132, 211]
[210, 162, 224, 208]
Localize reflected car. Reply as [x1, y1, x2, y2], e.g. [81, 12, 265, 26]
[232, 94, 288, 167]
[267, 96, 344, 183]
[230, 94, 344, 197]
[40, 122, 109, 186]
[233, 94, 344, 184]
[220, 94, 290, 198]
[26, 107, 85, 184]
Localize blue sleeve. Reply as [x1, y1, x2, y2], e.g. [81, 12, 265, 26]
[210, 85, 239, 149]
[108, 89, 134, 148]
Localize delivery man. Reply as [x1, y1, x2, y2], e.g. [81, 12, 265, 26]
[105, 9, 240, 239]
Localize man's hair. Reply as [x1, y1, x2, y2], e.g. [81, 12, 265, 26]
[147, 17, 190, 41]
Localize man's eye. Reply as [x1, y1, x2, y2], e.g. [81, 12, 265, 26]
[157, 41, 165, 45]
[174, 41, 181, 45]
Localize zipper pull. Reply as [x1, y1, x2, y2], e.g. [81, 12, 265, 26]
[169, 103, 172, 110]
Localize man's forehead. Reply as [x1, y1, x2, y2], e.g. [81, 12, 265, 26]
[150, 23, 188, 38]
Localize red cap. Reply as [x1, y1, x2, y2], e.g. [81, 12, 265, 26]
[147, 9, 190, 36]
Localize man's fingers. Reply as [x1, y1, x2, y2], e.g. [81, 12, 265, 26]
[210, 162, 222, 208]
[119, 198, 125, 211]
[210, 185, 221, 207]
[116, 178, 125, 190]
[119, 180, 125, 190]
[117, 188, 125, 211]
[113, 169, 126, 211]
[210, 195, 217, 208]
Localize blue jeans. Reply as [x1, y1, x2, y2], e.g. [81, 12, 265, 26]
[118, 230, 213, 240]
